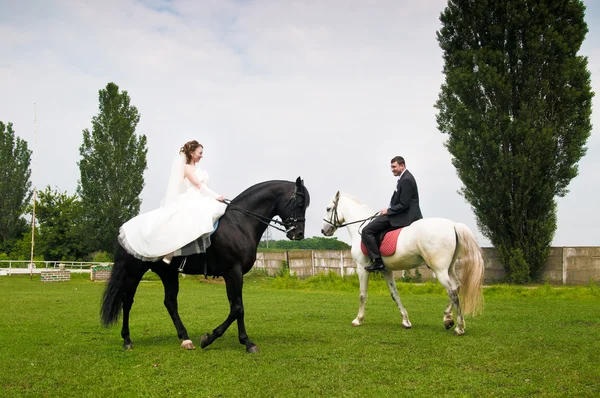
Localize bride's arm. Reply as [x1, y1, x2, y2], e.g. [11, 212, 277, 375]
[184, 165, 224, 201]
[199, 184, 222, 200]
[184, 164, 203, 189]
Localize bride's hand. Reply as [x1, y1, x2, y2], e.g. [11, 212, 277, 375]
[216, 196, 225, 202]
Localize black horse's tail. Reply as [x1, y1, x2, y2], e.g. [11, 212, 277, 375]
[101, 246, 129, 327]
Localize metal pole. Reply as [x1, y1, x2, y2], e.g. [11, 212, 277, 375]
[29, 103, 37, 280]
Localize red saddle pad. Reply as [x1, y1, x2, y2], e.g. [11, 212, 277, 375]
[361, 228, 402, 257]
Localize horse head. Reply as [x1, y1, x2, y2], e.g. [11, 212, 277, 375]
[321, 191, 343, 236]
[277, 177, 310, 240]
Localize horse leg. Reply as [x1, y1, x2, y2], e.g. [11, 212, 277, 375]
[231, 275, 258, 353]
[200, 267, 258, 353]
[382, 269, 412, 329]
[155, 268, 194, 350]
[443, 263, 461, 330]
[437, 270, 465, 335]
[352, 263, 370, 326]
[443, 301, 454, 330]
[121, 271, 145, 350]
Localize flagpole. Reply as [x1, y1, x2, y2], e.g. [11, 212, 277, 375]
[30, 103, 37, 280]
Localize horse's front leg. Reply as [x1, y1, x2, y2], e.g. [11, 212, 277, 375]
[201, 266, 258, 353]
[352, 263, 370, 326]
[155, 267, 194, 349]
[382, 269, 412, 329]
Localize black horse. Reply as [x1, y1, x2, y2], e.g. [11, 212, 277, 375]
[101, 177, 309, 353]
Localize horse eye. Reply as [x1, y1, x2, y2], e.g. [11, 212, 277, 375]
[326, 207, 331, 211]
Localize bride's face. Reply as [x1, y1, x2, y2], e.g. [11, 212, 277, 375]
[192, 147, 203, 163]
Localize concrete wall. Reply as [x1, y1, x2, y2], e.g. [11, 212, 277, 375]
[253, 247, 600, 285]
[254, 252, 287, 276]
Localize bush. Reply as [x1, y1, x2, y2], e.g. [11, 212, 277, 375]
[499, 246, 530, 284]
[90, 251, 113, 263]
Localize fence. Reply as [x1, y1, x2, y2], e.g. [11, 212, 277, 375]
[254, 247, 600, 285]
[0, 260, 113, 276]
[3, 247, 598, 285]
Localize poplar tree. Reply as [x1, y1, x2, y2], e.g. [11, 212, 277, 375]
[78, 83, 147, 253]
[436, 0, 593, 282]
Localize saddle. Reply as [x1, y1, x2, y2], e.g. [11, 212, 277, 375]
[361, 228, 403, 257]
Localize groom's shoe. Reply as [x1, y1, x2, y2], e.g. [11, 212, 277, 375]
[365, 258, 385, 272]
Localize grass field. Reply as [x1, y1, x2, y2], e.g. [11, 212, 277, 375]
[1, 273, 599, 397]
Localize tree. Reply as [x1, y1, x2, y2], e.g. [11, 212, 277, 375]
[258, 236, 351, 250]
[32, 186, 86, 261]
[436, 1, 593, 283]
[78, 83, 147, 253]
[0, 121, 32, 253]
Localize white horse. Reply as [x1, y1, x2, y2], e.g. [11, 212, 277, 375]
[321, 191, 484, 335]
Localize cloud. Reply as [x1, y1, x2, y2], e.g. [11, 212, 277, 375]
[1, 0, 599, 247]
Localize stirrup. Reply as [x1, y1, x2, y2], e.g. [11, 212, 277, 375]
[178, 257, 187, 272]
[162, 256, 172, 265]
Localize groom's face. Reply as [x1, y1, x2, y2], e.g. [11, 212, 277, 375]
[391, 161, 404, 177]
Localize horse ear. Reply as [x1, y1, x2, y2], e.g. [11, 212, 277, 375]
[335, 190, 340, 200]
[296, 176, 303, 187]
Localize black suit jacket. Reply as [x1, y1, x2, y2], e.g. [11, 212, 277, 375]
[387, 170, 423, 227]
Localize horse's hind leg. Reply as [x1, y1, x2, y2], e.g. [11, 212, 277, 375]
[121, 270, 145, 350]
[437, 270, 465, 335]
[443, 301, 454, 330]
[443, 262, 461, 330]
[382, 269, 412, 329]
[352, 263, 370, 326]
[155, 267, 194, 350]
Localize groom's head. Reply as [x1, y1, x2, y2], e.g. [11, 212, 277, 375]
[390, 156, 406, 176]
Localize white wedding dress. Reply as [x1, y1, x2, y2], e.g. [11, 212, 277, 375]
[119, 155, 227, 262]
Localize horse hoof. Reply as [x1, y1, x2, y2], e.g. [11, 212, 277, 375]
[181, 339, 196, 350]
[444, 320, 455, 330]
[246, 345, 259, 354]
[454, 328, 465, 336]
[200, 333, 211, 349]
[351, 320, 361, 327]
[123, 343, 133, 350]
[402, 322, 412, 329]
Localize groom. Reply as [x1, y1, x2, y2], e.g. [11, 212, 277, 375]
[362, 156, 423, 272]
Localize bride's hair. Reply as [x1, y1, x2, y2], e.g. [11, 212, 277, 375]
[180, 140, 203, 164]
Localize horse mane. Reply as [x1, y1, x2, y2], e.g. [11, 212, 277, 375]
[229, 180, 290, 205]
[340, 192, 373, 213]
[231, 179, 309, 207]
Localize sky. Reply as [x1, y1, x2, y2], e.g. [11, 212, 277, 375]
[1, 0, 599, 247]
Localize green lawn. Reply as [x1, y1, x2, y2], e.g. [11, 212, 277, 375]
[1, 273, 599, 397]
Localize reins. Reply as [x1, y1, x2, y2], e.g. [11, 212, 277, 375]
[322, 195, 379, 230]
[222, 186, 305, 233]
[325, 216, 378, 228]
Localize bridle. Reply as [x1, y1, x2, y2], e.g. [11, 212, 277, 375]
[281, 185, 306, 232]
[322, 195, 378, 230]
[223, 186, 305, 233]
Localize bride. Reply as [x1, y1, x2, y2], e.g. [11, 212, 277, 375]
[119, 140, 227, 263]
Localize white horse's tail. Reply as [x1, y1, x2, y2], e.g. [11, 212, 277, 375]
[454, 223, 484, 316]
